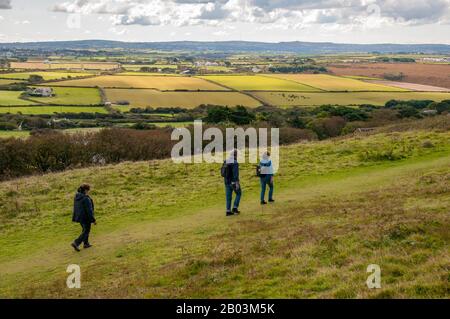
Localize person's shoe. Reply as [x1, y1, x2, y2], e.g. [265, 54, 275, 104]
[232, 208, 241, 215]
[226, 211, 234, 216]
[84, 244, 92, 249]
[261, 201, 267, 205]
[269, 199, 275, 203]
[71, 242, 80, 252]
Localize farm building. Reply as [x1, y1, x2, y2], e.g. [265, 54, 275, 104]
[27, 87, 54, 97]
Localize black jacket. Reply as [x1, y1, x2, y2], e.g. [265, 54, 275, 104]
[72, 192, 95, 224]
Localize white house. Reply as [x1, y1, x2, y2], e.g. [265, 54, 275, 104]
[28, 87, 54, 97]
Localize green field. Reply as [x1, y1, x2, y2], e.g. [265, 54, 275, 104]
[0, 127, 449, 298]
[200, 75, 321, 91]
[0, 106, 108, 115]
[0, 71, 93, 81]
[252, 91, 450, 107]
[267, 74, 407, 92]
[29, 87, 102, 105]
[0, 79, 24, 86]
[0, 91, 36, 106]
[106, 89, 262, 109]
[52, 75, 228, 91]
[0, 130, 30, 138]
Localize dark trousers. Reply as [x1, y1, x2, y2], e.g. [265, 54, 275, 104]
[225, 183, 242, 212]
[74, 223, 91, 246]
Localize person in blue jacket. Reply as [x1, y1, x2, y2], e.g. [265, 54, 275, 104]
[223, 149, 242, 216]
[71, 184, 96, 252]
[260, 151, 275, 205]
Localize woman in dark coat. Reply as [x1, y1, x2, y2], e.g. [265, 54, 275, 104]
[71, 184, 96, 252]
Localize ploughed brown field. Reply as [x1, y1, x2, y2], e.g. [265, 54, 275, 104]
[328, 63, 450, 89]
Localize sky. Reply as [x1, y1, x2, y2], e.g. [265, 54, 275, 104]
[0, 0, 449, 44]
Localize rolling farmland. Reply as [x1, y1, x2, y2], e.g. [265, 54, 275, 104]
[52, 75, 228, 90]
[199, 75, 321, 91]
[106, 89, 261, 109]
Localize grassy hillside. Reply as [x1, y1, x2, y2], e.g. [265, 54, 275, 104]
[0, 126, 449, 298]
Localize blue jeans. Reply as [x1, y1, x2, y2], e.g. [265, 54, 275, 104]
[225, 183, 242, 212]
[260, 175, 274, 202]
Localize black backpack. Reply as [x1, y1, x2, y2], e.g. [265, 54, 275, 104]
[221, 162, 232, 179]
[255, 165, 262, 177]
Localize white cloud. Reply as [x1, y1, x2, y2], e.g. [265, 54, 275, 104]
[51, 0, 450, 30]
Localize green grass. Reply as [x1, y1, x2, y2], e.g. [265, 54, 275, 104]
[0, 130, 30, 138]
[29, 87, 102, 105]
[0, 91, 36, 106]
[0, 106, 108, 115]
[252, 91, 450, 107]
[0, 71, 93, 81]
[0, 128, 449, 298]
[199, 75, 321, 91]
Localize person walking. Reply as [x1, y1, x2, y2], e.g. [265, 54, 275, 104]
[260, 151, 275, 205]
[71, 184, 96, 252]
[222, 149, 242, 216]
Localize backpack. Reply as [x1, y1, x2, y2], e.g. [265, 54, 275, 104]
[221, 162, 232, 179]
[255, 165, 262, 177]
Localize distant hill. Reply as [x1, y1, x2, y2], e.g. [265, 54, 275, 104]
[1, 40, 450, 54]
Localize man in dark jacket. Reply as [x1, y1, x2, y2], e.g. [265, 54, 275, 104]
[224, 150, 242, 216]
[71, 184, 96, 252]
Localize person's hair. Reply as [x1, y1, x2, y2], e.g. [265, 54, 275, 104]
[78, 184, 91, 194]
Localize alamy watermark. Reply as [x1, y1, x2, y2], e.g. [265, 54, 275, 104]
[366, 264, 381, 289]
[66, 264, 81, 289]
[171, 120, 279, 173]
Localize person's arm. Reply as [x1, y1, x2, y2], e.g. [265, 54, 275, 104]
[82, 197, 95, 223]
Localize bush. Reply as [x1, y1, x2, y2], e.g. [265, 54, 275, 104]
[0, 122, 17, 130]
[307, 116, 347, 139]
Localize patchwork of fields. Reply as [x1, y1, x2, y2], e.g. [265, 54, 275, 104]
[52, 75, 228, 91]
[106, 89, 261, 109]
[1, 71, 449, 113]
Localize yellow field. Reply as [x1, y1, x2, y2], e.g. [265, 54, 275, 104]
[252, 91, 450, 107]
[0, 71, 93, 81]
[200, 75, 320, 91]
[106, 89, 262, 109]
[267, 74, 408, 92]
[52, 75, 229, 91]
